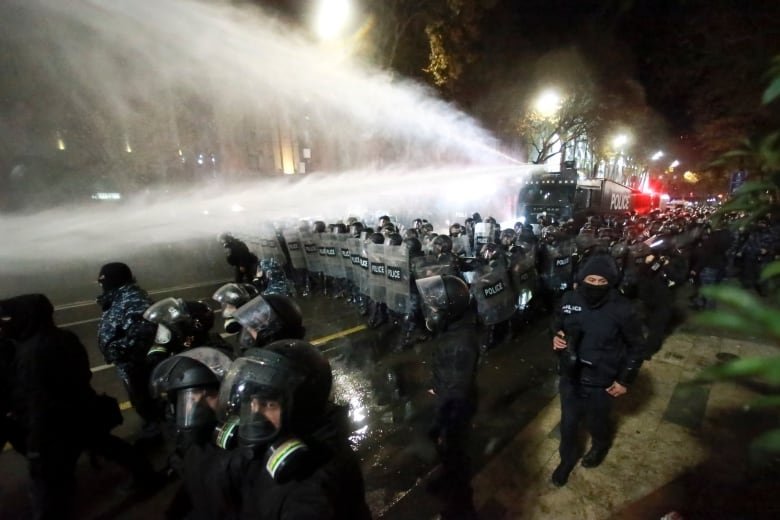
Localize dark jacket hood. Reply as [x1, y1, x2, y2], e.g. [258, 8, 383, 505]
[0, 294, 55, 341]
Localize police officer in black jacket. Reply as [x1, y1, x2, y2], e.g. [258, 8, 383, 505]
[550, 255, 645, 486]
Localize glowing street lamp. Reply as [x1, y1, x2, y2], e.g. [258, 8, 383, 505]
[651, 150, 664, 161]
[533, 89, 562, 118]
[313, 0, 353, 42]
[612, 133, 630, 149]
[669, 159, 680, 169]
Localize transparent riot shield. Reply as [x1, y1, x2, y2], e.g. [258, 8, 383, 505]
[354, 238, 370, 296]
[367, 242, 387, 304]
[330, 234, 346, 280]
[540, 241, 573, 294]
[301, 231, 323, 274]
[337, 234, 353, 284]
[411, 254, 458, 280]
[282, 229, 306, 270]
[260, 234, 287, 266]
[322, 234, 340, 279]
[317, 233, 331, 277]
[471, 265, 516, 325]
[384, 244, 411, 314]
[474, 222, 495, 251]
[509, 250, 538, 311]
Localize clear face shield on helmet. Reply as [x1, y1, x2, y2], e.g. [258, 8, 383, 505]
[213, 283, 256, 334]
[232, 296, 282, 345]
[415, 275, 448, 332]
[176, 387, 218, 428]
[149, 347, 232, 428]
[217, 351, 301, 448]
[144, 297, 191, 349]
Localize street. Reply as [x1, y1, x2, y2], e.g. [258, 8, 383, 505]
[1, 250, 560, 519]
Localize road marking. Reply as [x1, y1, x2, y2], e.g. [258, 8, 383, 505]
[310, 325, 367, 346]
[54, 279, 230, 311]
[1, 323, 368, 453]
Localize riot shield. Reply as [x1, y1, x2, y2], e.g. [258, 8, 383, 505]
[282, 229, 306, 270]
[260, 234, 287, 266]
[317, 233, 331, 277]
[367, 242, 387, 304]
[509, 250, 538, 311]
[330, 233, 346, 280]
[337, 234, 354, 284]
[384, 244, 411, 314]
[471, 265, 516, 325]
[354, 238, 370, 295]
[540, 241, 573, 294]
[411, 254, 458, 280]
[474, 222, 495, 251]
[301, 231, 323, 274]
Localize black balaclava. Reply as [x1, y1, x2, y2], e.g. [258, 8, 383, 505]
[0, 294, 55, 341]
[578, 255, 618, 308]
[98, 262, 134, 292]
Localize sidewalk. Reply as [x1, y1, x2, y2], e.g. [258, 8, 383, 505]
[470, 332, 780, 519]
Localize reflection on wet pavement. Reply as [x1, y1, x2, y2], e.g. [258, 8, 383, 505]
[297, 295, 559, 517]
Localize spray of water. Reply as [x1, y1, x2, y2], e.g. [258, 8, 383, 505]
[0, 0, 535, 270]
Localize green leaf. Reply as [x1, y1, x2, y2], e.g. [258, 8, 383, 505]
[695, 357, 770, 382]
[692, 310, 755, 333]
[763, 77, 780, 105]
[751, 429, 780, 454]
[761, 261, 780, 282]
[746, 395, 780, 410]
[696, 357, 780, 385]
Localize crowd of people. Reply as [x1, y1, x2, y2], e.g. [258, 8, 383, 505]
[1, 204, 777, 519]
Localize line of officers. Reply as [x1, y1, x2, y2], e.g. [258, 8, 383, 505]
[0, 257, 485, 519]
[221, 207, 751, 358]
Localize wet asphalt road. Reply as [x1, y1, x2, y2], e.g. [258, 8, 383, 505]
[1, 251, 560, 519]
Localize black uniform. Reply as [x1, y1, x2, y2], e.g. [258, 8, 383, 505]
[550, 256, 645, 486]
[232, 405, 370, 520]
[0, 294, 156, 520]
[427, 321, 479, 520]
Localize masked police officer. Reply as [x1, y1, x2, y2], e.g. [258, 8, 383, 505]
[550, 255, 645, 486]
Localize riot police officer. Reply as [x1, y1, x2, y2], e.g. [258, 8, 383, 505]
[212, 282, 260, 336]
[143, 298, 230, 365]
[550, 255, 645, 486]
[208, 340, 372, 519]
[416, 275, 479, 519]
[149, 347, 234, 520]
[232, 294, 305, 352]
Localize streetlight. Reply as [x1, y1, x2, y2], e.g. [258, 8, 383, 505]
[651, 150, 664, 161]
[533, 89, 562, 118]
[669, 159, 680, 169]
[612, 133, 630, 149]
[313, 0, 353, 42]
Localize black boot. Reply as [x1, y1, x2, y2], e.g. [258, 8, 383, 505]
[551, 461, 575, 487]
[581, 445, 610, 468]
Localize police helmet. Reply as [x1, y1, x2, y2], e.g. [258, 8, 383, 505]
[432, 234, 453, 255]
[218, 340, 332, 448]
[232, 294, 304, 348]
[415, 275, 470, 332]
[449, 223, 464, 237]
[386, 233, 403, 246]
[500, 228, 516, 247]
[349, 222, 364, 238]
[333, 223, 348, 234]
[312, 221, 326, 233]
[368, 232, 385, 245]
